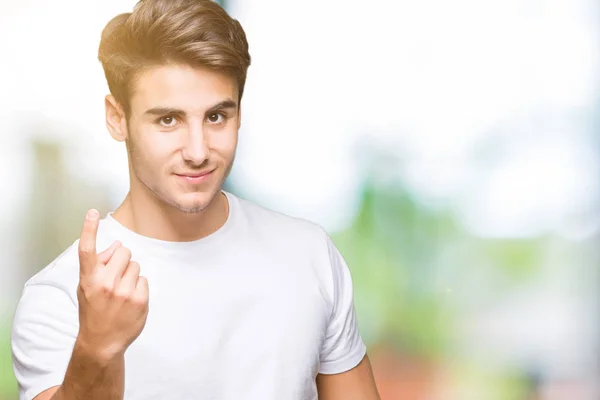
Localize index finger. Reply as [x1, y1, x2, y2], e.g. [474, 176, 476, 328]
[78, 209, 100, 276]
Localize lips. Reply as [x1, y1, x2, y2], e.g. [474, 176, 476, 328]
[173, 169, 215, 185]
[175, 170, 213, 178]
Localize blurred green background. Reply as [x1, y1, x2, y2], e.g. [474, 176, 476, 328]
[1, 0, 599, 399]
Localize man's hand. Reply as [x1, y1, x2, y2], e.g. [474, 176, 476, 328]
[76, 209, 149, 362]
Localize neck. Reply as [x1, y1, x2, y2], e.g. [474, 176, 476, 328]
[111, 188, 229, 243]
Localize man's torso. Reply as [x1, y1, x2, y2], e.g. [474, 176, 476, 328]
[18, 193, 337, 400]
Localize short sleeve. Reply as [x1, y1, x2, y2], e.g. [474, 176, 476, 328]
[318, 236, 367, 375]
[11, 283, 78, 400]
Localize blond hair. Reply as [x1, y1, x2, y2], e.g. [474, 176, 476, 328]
[98, 0, 251, 115]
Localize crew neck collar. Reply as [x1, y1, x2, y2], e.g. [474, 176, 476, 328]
[101, 191, 239, 257]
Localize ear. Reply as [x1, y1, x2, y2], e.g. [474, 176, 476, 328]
[105, 95, 128, 142]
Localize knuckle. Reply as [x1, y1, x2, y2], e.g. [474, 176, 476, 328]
[129, 262, 141, 274]
[132, 295, 148, 309]
[78, 245, 93, 255]
[78, 278, 93, 292]
[133, 285, 149, 306]
[101, 283, 115, 297]
[127, 289, 143, 304]
[122, 247, 132, 259]
[114, 289, 131, 302]
[77, 284, 89, 298]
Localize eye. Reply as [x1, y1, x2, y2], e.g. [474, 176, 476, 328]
[207, 113, 225, 124]
[158, 116, 178, 127]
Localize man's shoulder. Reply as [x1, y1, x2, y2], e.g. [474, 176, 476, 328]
[231, 194, 336, 272]
[25, 217, 119, 290]
[233, 193, 327, 240]
[24, 240, 80, 295]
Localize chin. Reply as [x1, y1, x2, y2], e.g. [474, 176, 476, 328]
[169, 190, 220, 214]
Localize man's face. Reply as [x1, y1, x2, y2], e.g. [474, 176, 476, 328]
[121, 64, 240, 213]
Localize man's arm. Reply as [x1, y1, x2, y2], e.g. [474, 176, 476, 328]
[317, 355, 381, 400]
[32, 342, 125, 400]
[18, 210, 149, 400]
[316, 232, 379, 398]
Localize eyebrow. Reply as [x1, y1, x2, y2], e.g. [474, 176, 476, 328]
[144, 99, 238, 118]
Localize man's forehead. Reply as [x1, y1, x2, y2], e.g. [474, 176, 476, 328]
[130, 64, 238, 111]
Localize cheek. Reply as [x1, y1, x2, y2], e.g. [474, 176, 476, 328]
[131, 131, 179, 166]
[149, 127, 182, 147]
[210, 129, 238, 156]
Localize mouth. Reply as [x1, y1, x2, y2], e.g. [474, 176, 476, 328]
[174, 169, 215, 184]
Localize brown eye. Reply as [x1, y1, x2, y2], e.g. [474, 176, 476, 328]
[208, 113, 224, 124]
[159, 116, 177, 127]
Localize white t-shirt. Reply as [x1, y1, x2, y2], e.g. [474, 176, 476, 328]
[11, 192, 366, 400]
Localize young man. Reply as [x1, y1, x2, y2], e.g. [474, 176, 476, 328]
[11, 1, 380, 399]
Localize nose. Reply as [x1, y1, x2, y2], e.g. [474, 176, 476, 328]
[181, 122, 210, 166]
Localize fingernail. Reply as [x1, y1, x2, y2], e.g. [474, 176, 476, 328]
[86, 209, 99, 220]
